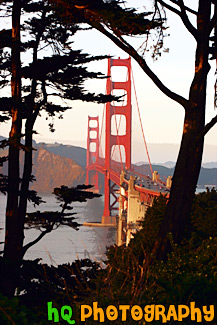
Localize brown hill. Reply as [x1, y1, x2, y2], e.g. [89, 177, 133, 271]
[0, 146, 85, 193]
[31, 147, 85, 193]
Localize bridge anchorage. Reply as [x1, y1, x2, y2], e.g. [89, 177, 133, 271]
[85, 57, 171, 246]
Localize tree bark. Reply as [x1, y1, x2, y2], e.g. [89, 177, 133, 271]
[152, 0, 212, 260]
[18, 9, 46, 258]
[17, 120, 33, 256]
[152, 108, 206, 260]
[1, 0, 22, 297]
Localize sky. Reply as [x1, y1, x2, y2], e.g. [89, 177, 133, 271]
[1, 0, 217, 163]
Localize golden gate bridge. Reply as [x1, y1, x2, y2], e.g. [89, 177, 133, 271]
[85, 57, 171, 245]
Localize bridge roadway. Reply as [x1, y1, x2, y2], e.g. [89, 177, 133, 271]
[87, 163, 170, 200]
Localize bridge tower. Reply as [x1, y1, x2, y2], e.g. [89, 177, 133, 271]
[86, 116, 99, 191]
[102, 57, 132, 223]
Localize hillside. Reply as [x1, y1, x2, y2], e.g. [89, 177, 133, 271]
[136, 164, 217, 186]
[38, 142, 86, 168]
[0, 137, 216, 192]
[32, 146, 85, 193]
[0, 144, 85, 193]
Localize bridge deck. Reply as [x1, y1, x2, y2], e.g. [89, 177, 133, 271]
[87, 163, 170, 197]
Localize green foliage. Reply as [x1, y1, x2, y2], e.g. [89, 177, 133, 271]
[98, 190, 217, 315]
[51, 0, 163, 36]
[0, 0, 116, 120]
[25, 210, 79, 231]
[50, 0, 166, 60]
[191, 188, 217, 239]
[16, 258, 101, 322]
[0, 292, 38, 325]
[54, 184, 101, 205]
[130, 194, 168, 255]
[150, 237, 217, 308]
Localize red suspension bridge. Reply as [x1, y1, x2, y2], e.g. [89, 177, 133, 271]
[86, 57, 171, 241]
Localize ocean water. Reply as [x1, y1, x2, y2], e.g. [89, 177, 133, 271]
[0, 187, 209, 266]
[0, 194, 116, 266]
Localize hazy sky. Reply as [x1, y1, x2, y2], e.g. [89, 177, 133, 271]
[1, 0, 217, 163]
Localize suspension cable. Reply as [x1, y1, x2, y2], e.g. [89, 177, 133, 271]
[113, 103, 124, 170]
[132, 69, 153, 175]
[99, 102, 106, 160]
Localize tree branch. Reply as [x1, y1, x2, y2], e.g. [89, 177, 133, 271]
[169, 0, 197, 15]
[157, 0, 181, 16]
[22, 228, 51, 256]
[91, 22, 188, 108]
[177, 0, 198, 39]
[207, 5, 217, 35]
[157, 0, 198, 39]
[197, 114, 217, 140]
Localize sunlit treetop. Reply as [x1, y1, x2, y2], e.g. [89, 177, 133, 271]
[49, 0, 166, 57]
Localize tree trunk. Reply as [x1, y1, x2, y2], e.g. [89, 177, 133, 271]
[0, 0, 22, 297]
[152, 0, 211, 260]
[18, 11, 46, 258]
[18, 121, 33, 257]
[18, 111, 39, 259]
[152, 107, 205, 260]
[0, 4, 46, 296]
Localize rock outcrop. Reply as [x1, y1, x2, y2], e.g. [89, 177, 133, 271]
[31, 147, 85, 193]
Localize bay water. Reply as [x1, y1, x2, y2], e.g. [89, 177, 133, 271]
[0, 194, 116, 266]
[0, 187, 208, 266]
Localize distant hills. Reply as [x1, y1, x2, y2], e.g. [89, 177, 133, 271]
[0, 136, 217, 193]
[202, 162, 217, 169]
[135, 160, 217, 169]
[135, 163, 217, 187]
[40, 142, 86, 168]
[30, 141, 217, 190]
[134, 143, 217, 165]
